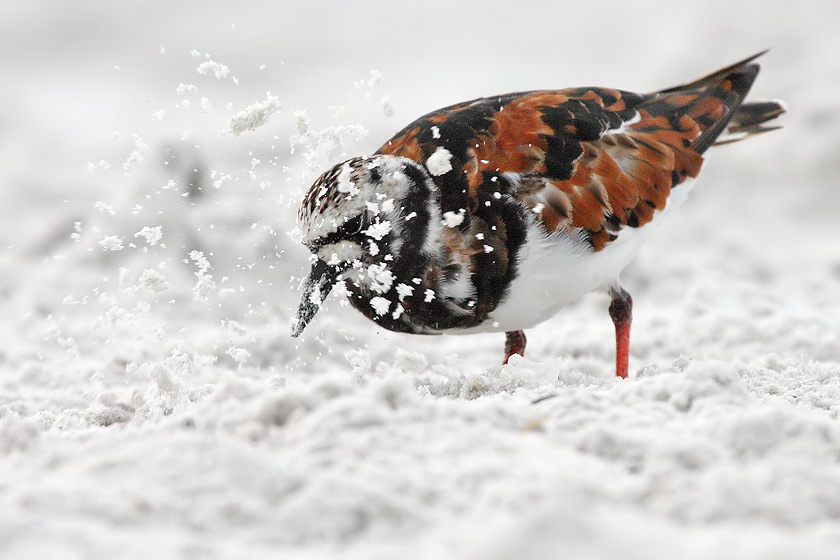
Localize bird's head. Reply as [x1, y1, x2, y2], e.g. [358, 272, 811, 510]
[291, 154, 438, 337]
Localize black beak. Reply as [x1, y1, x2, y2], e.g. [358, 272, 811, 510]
[291, 259, 345, 337]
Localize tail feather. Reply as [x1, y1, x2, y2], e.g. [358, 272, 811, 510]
[688, 62, 760, 153]
[713, 99, 787, 145]
[642, 51, 785, 152]
[654, 50, 769, 95]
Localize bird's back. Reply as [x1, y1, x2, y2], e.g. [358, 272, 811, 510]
[377, 52, 782, 252]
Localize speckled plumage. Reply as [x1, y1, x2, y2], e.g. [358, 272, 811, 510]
[292, 53, 784, 376]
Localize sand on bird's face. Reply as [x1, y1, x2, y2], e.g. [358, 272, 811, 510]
[1, 1, 840, 558]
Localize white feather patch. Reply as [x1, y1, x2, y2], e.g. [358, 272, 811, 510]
[454, 178, 698, 334]
[603, 111, 641, 136]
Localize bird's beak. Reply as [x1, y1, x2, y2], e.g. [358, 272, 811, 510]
[291, 259, 345, 337]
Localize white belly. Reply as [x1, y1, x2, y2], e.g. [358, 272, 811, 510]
[455, 178, 696, 334]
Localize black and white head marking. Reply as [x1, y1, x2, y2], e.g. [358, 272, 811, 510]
[292, 155, 442, 336]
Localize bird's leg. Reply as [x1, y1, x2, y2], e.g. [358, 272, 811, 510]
[608, 285, 633, 378]
[503, 330, 526, 364]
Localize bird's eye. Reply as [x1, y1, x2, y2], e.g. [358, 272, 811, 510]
[309, 215, 365, 252]
[338, 215, 364, 237]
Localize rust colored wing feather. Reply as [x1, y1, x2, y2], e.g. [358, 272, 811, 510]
[377, 54, 765, 251]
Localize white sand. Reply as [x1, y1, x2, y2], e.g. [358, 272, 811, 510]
[1, 1, 839, 558]
[228, 94, 282, 136]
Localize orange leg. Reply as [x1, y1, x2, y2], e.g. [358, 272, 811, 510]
[608, 286, 632, 378]
[503, 330, 526, 364]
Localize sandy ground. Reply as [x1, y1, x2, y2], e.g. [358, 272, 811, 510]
[1, 1, 840, 558]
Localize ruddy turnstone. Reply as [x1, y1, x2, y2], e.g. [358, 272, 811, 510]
[291, 52, 784, 377]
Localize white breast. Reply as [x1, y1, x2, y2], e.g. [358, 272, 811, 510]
[453, 178, 697, 334]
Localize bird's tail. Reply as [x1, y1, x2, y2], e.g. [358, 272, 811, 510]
[712, 99, 787, 146]
[645, 51, 785, 153]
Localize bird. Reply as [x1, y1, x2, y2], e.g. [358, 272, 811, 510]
[291, 52, 785, 378]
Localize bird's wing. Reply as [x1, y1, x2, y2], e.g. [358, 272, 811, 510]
[378, 54, 764, 251]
